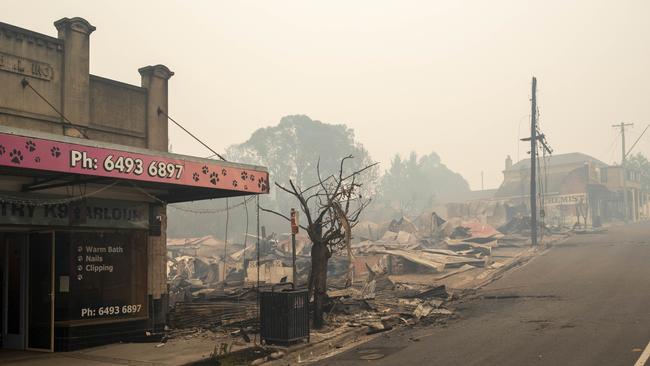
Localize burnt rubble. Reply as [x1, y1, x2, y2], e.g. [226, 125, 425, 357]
[165, 212, 568, 334]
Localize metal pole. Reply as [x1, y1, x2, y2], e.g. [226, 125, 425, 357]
[291, 233, 297, 289]
[223, 198, 229, 282]
[530, 77, 538, 246]
[290, 208, 298, 289]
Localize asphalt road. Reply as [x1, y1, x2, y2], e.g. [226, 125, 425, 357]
[314, 223, 650, 366]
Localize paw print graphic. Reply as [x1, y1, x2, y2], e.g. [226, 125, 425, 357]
[244, 185, 248, 190]
[0, 145, 5, 156]
[232, 180, 238, 188]
[34, 156, 41, 163]
[209, 172, 219, 185]
[10, 149, 23, 164]
[192, 172, 200, 182]
[258, 177, 268, 192]
[240, 171, 248, 180]
[201, 165, 209, 174]
[50, 146, 61, 158]
[221, 168, 228, 176]
[25, 140, 36, 152]
[250, 174, 255, 182]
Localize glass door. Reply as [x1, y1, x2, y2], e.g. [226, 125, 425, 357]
[27, 232, 54, 351]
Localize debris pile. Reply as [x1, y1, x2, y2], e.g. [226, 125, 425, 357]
[167, 288, 258, 329]
[165, 212, 550, 334]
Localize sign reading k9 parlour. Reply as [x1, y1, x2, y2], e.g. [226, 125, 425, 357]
[0, 197, 148, 229]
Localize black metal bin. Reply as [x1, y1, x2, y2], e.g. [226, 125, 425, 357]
[260, 286, 309, 345]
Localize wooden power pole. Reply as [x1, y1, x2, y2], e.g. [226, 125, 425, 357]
[613, 122, 633, 222]
[521, 77, 552, 246]
[529, 77, 538, 246]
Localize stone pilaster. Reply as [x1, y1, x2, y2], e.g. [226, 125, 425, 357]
[139, 65, 173, 152]
[54, 17, 95, 136]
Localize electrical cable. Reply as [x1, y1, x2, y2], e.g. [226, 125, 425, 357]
[544, 151, 551, 226]
[625, 124, 650, 158]
[0, 180, 119, 206]
[156, 108, 227, 161]
[255, 195, 261, 345]
[603, 133, 620, 162]
[223, 198, 229, 282]
[20, 78, 90, 139]
[242, 197, 249, 271]
[516, 113, 529, 163]
[536, 153, 541, 209]
[165, 196, 254, 214]
[541, 145, 550, 235]
[236, 196, 250, 308]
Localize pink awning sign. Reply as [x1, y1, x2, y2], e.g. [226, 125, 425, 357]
[0, 130, 269, 194]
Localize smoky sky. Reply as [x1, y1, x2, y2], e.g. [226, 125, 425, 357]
[5, 0, 650, 189]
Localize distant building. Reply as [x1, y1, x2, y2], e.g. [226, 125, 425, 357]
[494, 152, 647, 226]
[600, 165, 648, 221]
[0, 18, 269, 351]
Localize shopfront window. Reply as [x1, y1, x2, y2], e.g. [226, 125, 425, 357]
[55, 230, 148, 323]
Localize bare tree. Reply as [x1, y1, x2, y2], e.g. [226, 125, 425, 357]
[261, 155, 376, 328]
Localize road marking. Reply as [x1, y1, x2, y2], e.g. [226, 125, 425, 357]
[634, 340, 650, 366]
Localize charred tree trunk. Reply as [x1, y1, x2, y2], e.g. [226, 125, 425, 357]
[259, 157, 376, 330]
[311, 241, 329, 329]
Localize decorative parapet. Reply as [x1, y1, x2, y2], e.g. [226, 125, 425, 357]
[54, 17, 96, 36]
[0, 22, 63, 52]
[138, 65, 175, 80]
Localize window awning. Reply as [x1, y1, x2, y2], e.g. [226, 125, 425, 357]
[0, 126, 269, 203]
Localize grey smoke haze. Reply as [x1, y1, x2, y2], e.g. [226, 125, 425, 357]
[6, 0, 650, 189]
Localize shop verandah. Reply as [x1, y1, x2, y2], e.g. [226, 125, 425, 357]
[0, 126, 269, 352]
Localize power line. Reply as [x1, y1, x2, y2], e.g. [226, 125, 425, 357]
[0, 180, 119, 206]
[127, 181, 255, 213]
[516, 113, 529, 163]
[625, 124, 650, 158]
[20, 78, 90, 139]
[242, 196, 249, 270]
[256, 195, 261, 332]
[157, 107, 227, 161]
[603, 133, 619, 163]
[223, 198, 229, 281]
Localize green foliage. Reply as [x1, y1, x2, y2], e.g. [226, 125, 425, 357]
[168, 115, 378, 239]
[226, 115, 379, 213]
[377, 151, 470, 214]
[627, 152, 650, 190]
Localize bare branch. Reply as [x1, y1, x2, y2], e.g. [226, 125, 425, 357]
[275, 181, 299, 197]
[331, 154, 353, 199]
[302, 175, 335, 193]
[259, 206, 309, 231]
[289, 179, 314, 227]
[316, 157, 329, 195]
[341, 162, 379, 182]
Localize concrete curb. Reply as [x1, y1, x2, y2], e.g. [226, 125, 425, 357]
[470, 233, 571, 292]
[263, 326, 374, 365]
